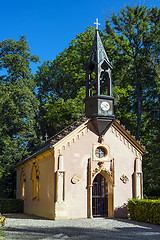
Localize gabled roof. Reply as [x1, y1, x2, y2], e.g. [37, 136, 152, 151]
[16, 116, 88, 167]
[17, 117, 145, 167]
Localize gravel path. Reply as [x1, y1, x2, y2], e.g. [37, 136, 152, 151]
[1, 213, 160, 240]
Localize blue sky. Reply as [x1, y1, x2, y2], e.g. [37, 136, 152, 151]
[0, 0, 159, 73]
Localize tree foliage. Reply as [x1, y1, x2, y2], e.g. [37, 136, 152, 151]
[105, 5, 160, 141]
[43, 88, 85, 136]
[0, 36, 42, 197]
[105, 5, 160, 197]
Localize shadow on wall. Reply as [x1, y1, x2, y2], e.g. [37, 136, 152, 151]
[114, 204, 128, 218]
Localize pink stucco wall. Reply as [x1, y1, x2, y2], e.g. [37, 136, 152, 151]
[17, 121, 142, 219]
[104, 127, 138, 217]
[58, 127, 97, 219]
[54, 123, 140, 219]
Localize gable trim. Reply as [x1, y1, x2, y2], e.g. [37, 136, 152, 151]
[112, 120, 145, 154]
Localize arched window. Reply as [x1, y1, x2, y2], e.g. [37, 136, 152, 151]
[31, 162, 40, 200]
[21, 168, 26, 200]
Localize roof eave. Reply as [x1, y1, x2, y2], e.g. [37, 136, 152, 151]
[16, 144, 51, 168]
[113, 120, 146, 154]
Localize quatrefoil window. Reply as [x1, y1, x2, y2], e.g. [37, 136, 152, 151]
[95, 147, 107, 158]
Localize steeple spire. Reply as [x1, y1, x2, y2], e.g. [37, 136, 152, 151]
[85, 19, 115, 136]
[88, 29, 112, 70]
[86, 24, 113, 98]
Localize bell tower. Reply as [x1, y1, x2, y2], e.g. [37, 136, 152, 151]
[85, 19, 114, 136]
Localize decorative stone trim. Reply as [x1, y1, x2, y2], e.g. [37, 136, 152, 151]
[63, 146, 66, 150]
[92, 143, 110, 162]
[98, 135, 104, 143]
[111, 125, 143, 156]
[31, 161, 40, 178]
[56, 126, 88, 155]
[120, 174, 129, 184]
[71, 174, 81, 184]
[111, 121, 145, 154]
[90, 161, 114, 218]
[20, 167, 26, 200]
[31, 161, 40, 200]
[92, 162, 112, 182]
[21, 167, 26, 182]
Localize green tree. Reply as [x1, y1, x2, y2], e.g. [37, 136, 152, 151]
[43, 88, 85, 136]
[105, 5, 160, 197]
[105, 5, 160, 141]
[0, 36, 42, 197]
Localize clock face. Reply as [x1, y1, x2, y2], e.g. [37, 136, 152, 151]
[101, 101, 110, 111]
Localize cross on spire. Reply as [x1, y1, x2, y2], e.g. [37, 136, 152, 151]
[94, 18, 100, 30]
[45, 133, 48, 141]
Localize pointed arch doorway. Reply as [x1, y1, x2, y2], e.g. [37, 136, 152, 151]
[92, 173, 108, 217]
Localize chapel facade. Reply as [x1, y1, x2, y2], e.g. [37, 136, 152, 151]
[16, 21, 145, 220]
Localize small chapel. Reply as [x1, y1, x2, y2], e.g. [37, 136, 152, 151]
[16, 20, 145, 220]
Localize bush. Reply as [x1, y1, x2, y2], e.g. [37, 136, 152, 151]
[0, 213, 5, 226]
[128, 199, 160, 224]
[0, 198, 23, 214]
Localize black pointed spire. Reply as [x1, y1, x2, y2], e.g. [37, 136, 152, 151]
[85, 19, 115, 136]
[86, 28, 113, 98]
[88, 30, 112, 69]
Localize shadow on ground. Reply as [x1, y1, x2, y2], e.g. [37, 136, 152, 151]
[2, 214, 160, 240]
[3, 225, 160, 240]
[4, 213, 50, 220]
